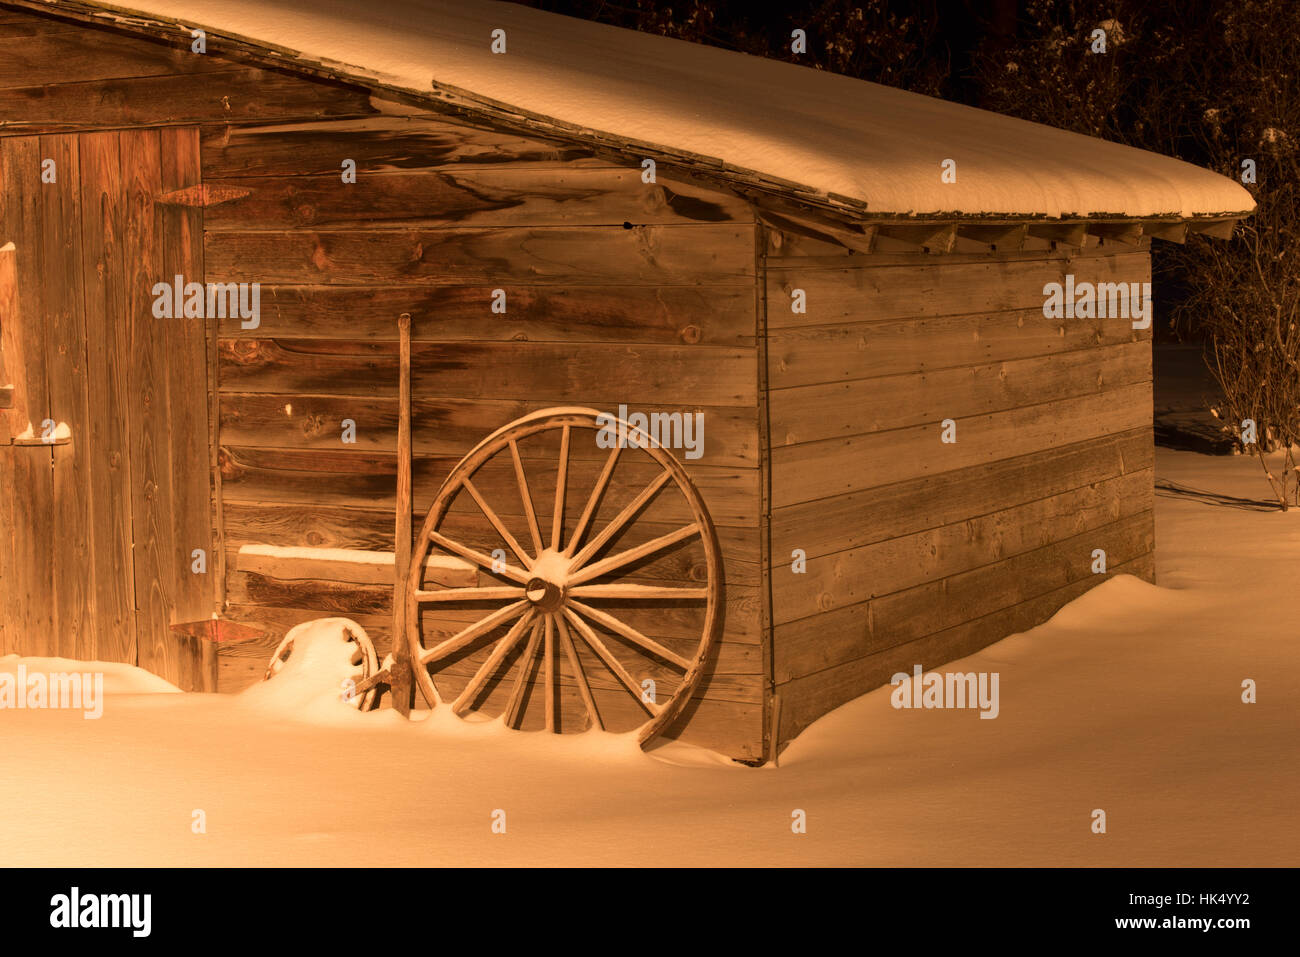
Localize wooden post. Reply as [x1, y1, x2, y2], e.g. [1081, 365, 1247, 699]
[390, 313, 414, 716]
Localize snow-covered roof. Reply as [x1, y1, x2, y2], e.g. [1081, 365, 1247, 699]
[30, 0, 1254, 221]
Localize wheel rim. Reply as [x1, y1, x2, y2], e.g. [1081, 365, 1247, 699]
[264, 617, 380, 710]
[406, 407, 722, 745]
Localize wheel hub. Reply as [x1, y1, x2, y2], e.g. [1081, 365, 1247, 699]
[523, 549, 568, 613]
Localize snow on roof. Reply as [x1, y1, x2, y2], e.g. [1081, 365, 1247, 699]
[38, 0, 1254, 220]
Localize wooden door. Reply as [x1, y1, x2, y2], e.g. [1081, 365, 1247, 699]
[0, 128, 214, 682]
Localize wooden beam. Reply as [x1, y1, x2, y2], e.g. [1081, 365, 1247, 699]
[1188, 218, 1237, 240]
[753, 199, 877, 254]
[874, 223, 957, 254]
[391, 311, 414, 716]
[1143, 221, 1188, 244]
[955, 223, 1027, 252]
[1026, 222, 1086, 250]
[1087, 222, 1143, 247]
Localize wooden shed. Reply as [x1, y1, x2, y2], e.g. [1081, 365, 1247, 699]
[0, 0, 1253, 762]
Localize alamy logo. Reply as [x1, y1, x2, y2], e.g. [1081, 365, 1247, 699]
[152, 275, 260, 329]
[50, 887, 151, 937]
[890, 664, 1000, 719]
[1042, 275, 1151, 329]
[0, 665, 103, 719]
[596, 405, 704, 460]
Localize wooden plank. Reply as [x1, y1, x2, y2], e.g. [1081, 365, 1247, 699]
[770, 339, 1151, 446]
[216, 338, 757, 406]
[203, 225, 756, 285]
[0, 136, 55, 656]
[203, 168, 753, 229]
[772, 427, 1153, 562]
[167, 628, 219, 693]
[873, 509, 1154, 650]
[659, 697, 762, 761]
[40, 133, 95, 659]
[0, 15, 86, 37]
[121, 127, 178, 681]
[200, 115, 602, 177]
[0, 29, 227, 90]
[772, 466, 1153, 627]
[217, 445, 761, 528]
[765, 251, 1149, 329]
[0, 69, 374, 131]
[771, 380, 1153, 507]
[768, 309, 1148, 390]
[158, 126, 214, 633]
[236, 544, 475, 587]
[217, 394, 759, 468]
[222, 510, 760, 602]
[77, 129, 137, 664]
[219, 500, 761, 581]
[226, 571, 761, 645]
[775, 548, 1156, 745]
[215, 284, 756, 344]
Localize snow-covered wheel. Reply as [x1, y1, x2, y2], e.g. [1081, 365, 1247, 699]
[264, 617, 380, 710]
[406, 407, 722, 745]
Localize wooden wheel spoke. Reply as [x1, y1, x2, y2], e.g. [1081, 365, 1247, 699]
[566, 522, 701, 586]
[406, 409, 719, 746]
[413, 585, 525, 602]
[556, 614, 602, 731]
[426, 529, 529, 584]
[509, 439, 545, 556]
[451, 610, 537, 716]
[543, 614, 556, 732]
[503, 618, 544, 729]
[567, 599, 692, 669]
[551, 425, 569, 550]
[567, 470, 672, 571]
[420, 600, 529, 666]
[562, 607, 661, 716]
[566, 584, 709, 601]
[565, 445, 620, 556]
[462, 476, 534, 570]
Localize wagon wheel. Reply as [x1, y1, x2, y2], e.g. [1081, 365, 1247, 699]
[406, 407, 722, 746]
[264, 618, 380, 711]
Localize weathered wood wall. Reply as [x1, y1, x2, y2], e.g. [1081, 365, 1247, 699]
[0, 5, 768, 758]
[0, 8, 375, 676]
[203, 116, 767, 759]
[762, 232, 1156, 749]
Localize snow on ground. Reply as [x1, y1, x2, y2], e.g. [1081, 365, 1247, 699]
[1, 449, 1296, 866]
